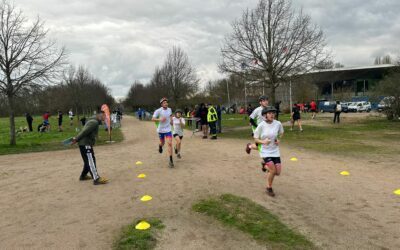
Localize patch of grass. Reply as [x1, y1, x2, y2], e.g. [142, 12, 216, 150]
[0, 115, 123, 155]
[193, 194, 314, 249]
[221, 113, 292, 129]
[219, 115, 400, 157]
[114, 218, 165, 250]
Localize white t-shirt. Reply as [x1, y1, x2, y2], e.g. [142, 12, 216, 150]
[253, 120, 284, 158]
[249, 106, 264, 126]
[69, 111, 73, 118]
[172, 117, 185, 136]
[153, 107, 172, 133]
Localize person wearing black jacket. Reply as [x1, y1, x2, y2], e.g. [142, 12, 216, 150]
[25, 113, 33, 132]
[72, 110, 108, 185]
[333, 101, 342, 123]
[197, 103, 209, 139]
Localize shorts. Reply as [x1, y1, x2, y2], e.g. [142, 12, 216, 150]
[311, 109, 316, 112]
[200, 118, 208, 125]
[293, 115, 300, 121]
[159, 132, 172, 141]
[173, 134, 183, 139]
[43, 120, 49, 126]
[263, 157, 281, 165]
[263, 157, 282, 173]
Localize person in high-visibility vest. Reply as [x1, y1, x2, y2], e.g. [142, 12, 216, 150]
[207, 103, 218, 140]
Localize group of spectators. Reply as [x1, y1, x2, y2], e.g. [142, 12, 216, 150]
[23, 108, 111, 134]
[184, 103, 222, 139]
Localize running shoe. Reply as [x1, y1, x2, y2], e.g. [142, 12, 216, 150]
[94, 177, 108, 185]
[245, 143, 251, 154]
[266, 187, 275, 197]
[169, 161, 174, 168]
[202, 136, 207, 139]
[159, 145, 163, 154]
[211, 136, 217, 140]
[177, 153, 181, 159]
[79, 175, 92, 181]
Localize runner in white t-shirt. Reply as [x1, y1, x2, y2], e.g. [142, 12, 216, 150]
[152, 97, 174, 167]
[172, 109, 185, 159]
[253, 106, 284, 197]
[245, 95, 269, 154]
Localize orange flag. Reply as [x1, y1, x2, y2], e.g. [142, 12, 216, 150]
[101, 104, 111, 140]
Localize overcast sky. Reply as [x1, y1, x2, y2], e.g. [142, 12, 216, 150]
[16, 0, 400, 98]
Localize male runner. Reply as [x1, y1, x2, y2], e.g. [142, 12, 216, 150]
[152, 97, 174, 167]
[245, 95, 269, 154]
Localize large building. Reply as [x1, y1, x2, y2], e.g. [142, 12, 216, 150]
[275, 64, 399, 105]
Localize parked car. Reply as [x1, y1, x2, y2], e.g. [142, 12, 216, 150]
[359, 102, 371, 112]
[348, 101, 371, 112]
[319, 101, 336, 113]
[340, 102, 349, 113]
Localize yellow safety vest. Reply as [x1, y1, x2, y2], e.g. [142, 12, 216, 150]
[207, 106, 218, 122]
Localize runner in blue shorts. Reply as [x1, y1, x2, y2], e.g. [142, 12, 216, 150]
[152, 97, 174, 167]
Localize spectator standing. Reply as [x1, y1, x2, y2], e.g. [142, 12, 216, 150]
[138, 108, 142, 120]
[57, 110, 63, 132]
[216, 104, 222, 133]
[246, 104, 253, 116]
[333, 101, 342, 123]
[72, 110, 108, 185]
[69, 109, 74, 126]
[80, 116, 87, 126]
[207, 103, 218, 140]
[197, 103, 208, 139]
[25, 113, 33, 132]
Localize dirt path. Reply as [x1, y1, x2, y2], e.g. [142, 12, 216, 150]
[0, 116, 399, 249]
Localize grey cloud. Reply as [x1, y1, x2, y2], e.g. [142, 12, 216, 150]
[14, 0, 400, 97]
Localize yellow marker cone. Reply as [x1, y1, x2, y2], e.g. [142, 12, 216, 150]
[136, 161, 143, 165]
[340, 171, 350, 176]
[137, 174, 146, 179]
[140, 195, 153, 202]
[290, 157, 298, 162]
[135, 221, 151, 230]
[394, 189, 400, 196]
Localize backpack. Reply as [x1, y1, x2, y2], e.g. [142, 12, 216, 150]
[336, 104, 342, 112]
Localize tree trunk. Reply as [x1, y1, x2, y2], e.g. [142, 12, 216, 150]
[270, 85, 276, 105]
[8, 95, 16, 145]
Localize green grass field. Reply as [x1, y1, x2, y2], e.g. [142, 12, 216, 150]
[219, 113, 400, 158]
[0, 115, 123, 155]
[193, 194, 314, 249]
[221, 113, 291, 129]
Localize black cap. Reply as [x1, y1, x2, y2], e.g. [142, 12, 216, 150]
[262, 106, 277, 115]
[259, 95, 268, 101]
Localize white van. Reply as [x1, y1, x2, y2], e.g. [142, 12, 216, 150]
[348, 101, 371, 112]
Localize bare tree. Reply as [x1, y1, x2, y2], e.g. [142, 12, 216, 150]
[0, 1, 66, 145]
[162, 46, 199, 105]
[220, 0, 329, 103]
[374, 55, 392, 65]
